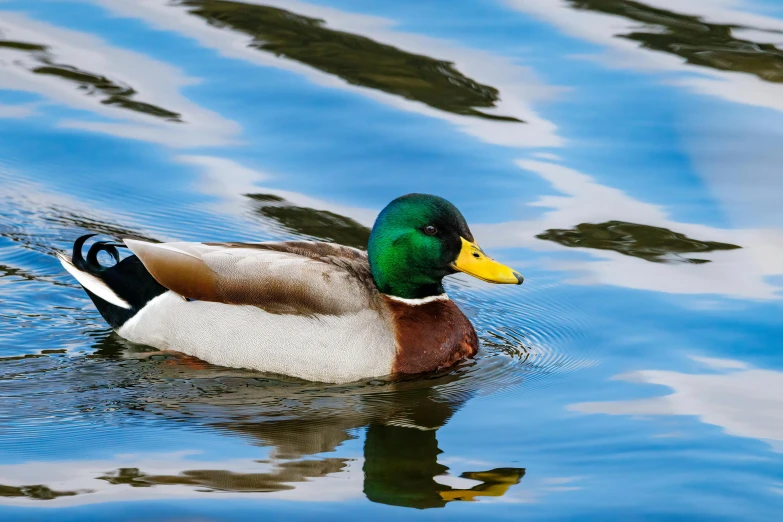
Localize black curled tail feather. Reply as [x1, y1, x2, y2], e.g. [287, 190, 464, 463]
[67, 234, 167, 329]
[72, 234, 122, 272]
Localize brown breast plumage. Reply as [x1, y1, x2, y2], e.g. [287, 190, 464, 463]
[383, 296, 478, 375]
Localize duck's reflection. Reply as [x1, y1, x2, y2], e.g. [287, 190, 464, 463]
[140, 347, 524, 508]
[1, 333, 524, 508]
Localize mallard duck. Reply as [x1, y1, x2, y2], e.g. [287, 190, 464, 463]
[59, 194, 523, 383]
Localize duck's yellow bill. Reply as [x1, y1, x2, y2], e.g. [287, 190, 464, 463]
[450, 237, 523, 285]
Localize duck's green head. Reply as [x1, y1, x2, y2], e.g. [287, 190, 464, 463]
[368, 194, 523, 299]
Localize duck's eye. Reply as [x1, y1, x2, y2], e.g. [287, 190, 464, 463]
[423, 225, 438, 236]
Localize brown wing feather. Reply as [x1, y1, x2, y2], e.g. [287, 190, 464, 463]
[124, 239, 378, 315]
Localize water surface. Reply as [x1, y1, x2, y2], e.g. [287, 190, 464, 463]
[2, 0, 783, 519]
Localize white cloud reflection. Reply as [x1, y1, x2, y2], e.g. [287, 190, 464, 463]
[571, 356, 783, 451]
[0, 102, 38, 118]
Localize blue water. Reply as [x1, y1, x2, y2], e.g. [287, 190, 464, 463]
[2, 0, 783, 519]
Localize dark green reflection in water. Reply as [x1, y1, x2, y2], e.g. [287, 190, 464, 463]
[537, 221, 741, 264]
[0, 39, 181, 121]
[0, 485, 86, 500]
[0, 40, 47, 52]
[176, 0, 521, 122]
[246, 193, 370, 248]
[568, 0, 783, 82]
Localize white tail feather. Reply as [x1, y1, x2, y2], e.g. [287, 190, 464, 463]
[57, 253, 131, 309]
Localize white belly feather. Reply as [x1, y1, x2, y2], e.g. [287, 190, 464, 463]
[117, 291, 397, 383]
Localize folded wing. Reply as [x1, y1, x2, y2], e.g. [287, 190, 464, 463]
[123, 239, 378, 315]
